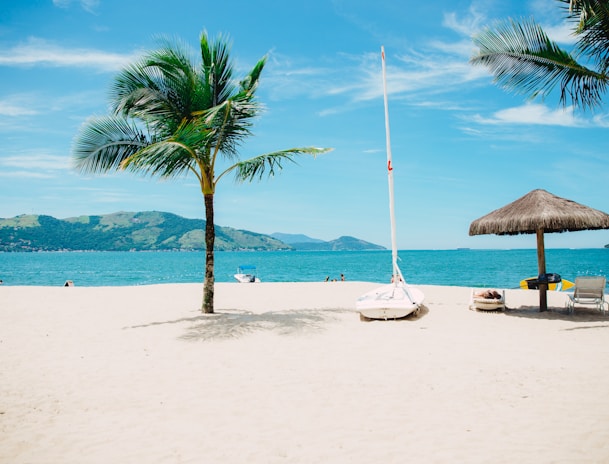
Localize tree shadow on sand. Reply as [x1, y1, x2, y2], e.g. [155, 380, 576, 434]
[502, 304, 609, 327]
[179, 308, 351, 342]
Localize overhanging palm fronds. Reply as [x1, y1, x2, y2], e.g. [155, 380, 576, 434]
[471, 2, 609, 110]
[567, 0, 609, 73]
[472, 18, 607, 108]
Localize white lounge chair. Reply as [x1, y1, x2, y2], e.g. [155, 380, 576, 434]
[567, 276, 607, 314]
[470, 289, 505, 311]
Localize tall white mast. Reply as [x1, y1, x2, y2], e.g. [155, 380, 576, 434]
[354, 47, 423, 319]
[381, 46, 402, 284]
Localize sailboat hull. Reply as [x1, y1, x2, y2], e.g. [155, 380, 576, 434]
[357, 283, 424, 320]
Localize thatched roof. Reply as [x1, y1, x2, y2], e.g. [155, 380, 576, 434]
[469, 189, 609, 236]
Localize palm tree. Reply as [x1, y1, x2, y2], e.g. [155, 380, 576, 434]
[72, 31, 330, 313]
[470, 0, 609, 110]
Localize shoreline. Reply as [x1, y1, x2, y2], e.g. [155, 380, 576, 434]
[2, 248, 607, 289]
[0, 281, 585, 312]
[2, 282, 609, 462]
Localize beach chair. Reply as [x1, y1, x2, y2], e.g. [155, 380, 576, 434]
[470, 289, 505, 311]
[567, 276, 607, 314]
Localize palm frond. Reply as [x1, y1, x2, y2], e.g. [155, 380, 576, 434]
[72, 116, 149, 174]
[111, 40, 201, 130]
[223, 147, 332, 183]
[195, 95, 261, 161]
[120, 140, 197, 179]
[121, 119, 213, 179]
[240, 56, 267, 95]
[471, 18, 608, 109]
[563, 0, 603, 30]
[567, 0, 609, 74]
[200, 31, 236, 107]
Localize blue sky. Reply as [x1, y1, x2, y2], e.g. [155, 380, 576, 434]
[1, 0, 609, 250]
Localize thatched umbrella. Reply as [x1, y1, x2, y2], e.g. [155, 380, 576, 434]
[469, 189, 609, 311]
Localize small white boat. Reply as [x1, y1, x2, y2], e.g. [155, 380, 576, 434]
[356, 47, 424, 320]
[358, 281, 424, 320]
[234, 265, 260, 283]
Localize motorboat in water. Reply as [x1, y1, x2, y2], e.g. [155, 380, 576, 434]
[234, 265, 260, 283]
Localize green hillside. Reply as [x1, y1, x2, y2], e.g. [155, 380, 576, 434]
[0, 211, 290, 252]
[0, 211, 386, 252]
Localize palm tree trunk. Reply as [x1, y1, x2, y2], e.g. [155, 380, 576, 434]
[203, 193, 215, 313]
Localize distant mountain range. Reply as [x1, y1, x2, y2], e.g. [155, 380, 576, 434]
[270, 233, 325, 244]
[271, 232, 385, 251]
[0, 211, 385, 252]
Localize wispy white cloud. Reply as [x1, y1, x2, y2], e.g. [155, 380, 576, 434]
[442, 5, 487, 36]
[266, 5, 492, 112]
[428, 38, 477, 58]
[280, 48, 487, 114]
[0, 91, 107, 136]
[471, 103, 587, 127]
[0, 153, 71, 174]
[0, 98, 39, 116]
[339, 47, 488, 106]
[0, 170, 58, 179]
[543, 22, 577, 44]
[0, 37, 139, 72]
[77, 190, 126, 203]
[53, 0, 99, 14]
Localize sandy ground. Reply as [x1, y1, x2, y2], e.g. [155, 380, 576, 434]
[1, 282, 609, 463]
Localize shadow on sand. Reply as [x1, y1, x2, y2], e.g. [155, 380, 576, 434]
[502, 304, 609, 326]
[129, 305, 430, 341]
[176, 308, 352, 342]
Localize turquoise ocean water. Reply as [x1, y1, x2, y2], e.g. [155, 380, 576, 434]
[0, 249, 607, 288]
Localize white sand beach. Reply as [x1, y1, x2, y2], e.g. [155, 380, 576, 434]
[2, 282, 609, 463]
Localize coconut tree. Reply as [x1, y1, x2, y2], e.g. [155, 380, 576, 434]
[470, 0, 609, 110]
[72, 31, 330, 313]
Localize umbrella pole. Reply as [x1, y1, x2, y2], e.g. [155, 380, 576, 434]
[536, 229, 548, 311]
